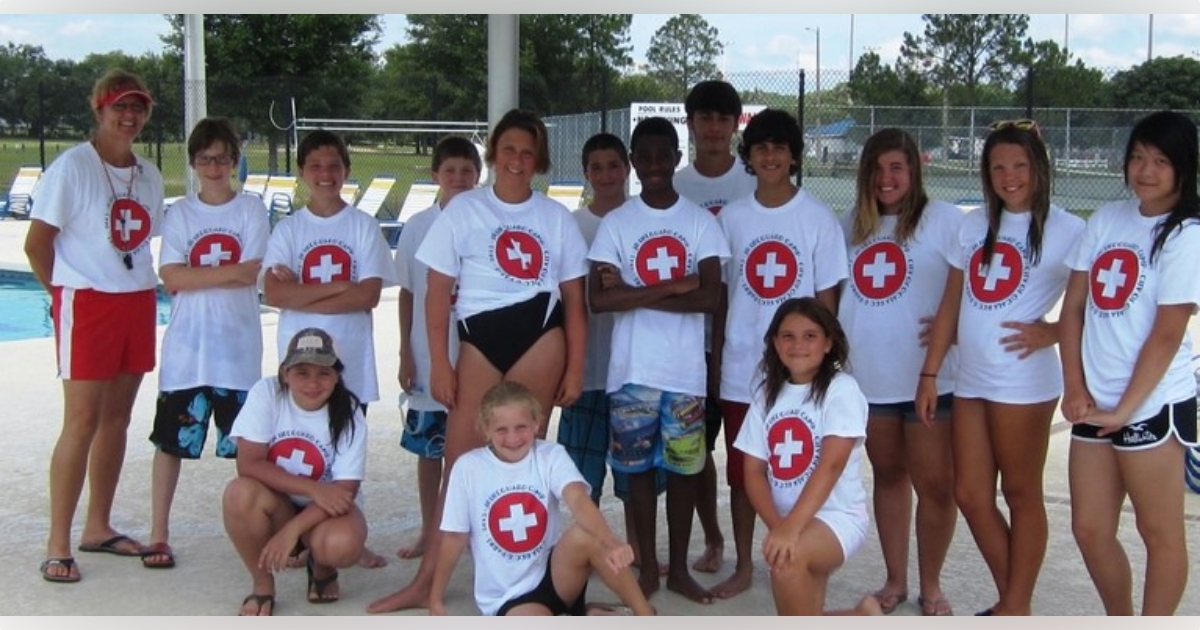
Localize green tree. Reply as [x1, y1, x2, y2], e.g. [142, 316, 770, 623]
[901, 14, 1029, 106]
[848, 51, 932, 107]
[0, 43, 54, 135]
[1015, 40, 1106, 110]
[646, 14, 724, 99]
[1109, 56, 1200, 111]
[165, 14, 382, 173]
[520, 15, 631, 115]
[386, 15, 633, 121]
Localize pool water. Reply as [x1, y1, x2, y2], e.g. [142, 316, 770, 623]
[0, 271, 172, 342]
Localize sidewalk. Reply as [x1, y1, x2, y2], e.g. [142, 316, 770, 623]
[0, 220, 1197, 615]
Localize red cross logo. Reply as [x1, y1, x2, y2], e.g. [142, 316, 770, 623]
[853, 241, 907, 300]
[635, 235, 687, 285]
[108, 198, 152, 252]
[767, 417, 814, 482]
[744, 240, 798, 300]
[968, 242, 1023, 303]
[487, 491, 548, 554]
[302, 244, 352, 284]
[494, 230, 544, 281]
[1089, 248, 1139, 311]
[267, 437, 326, 481]
[189, 233, 242, 268]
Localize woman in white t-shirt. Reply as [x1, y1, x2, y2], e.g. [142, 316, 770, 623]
[1060, 111, 1200, 615]
[734, 297, 880, 616]
[371, 109, 589, 614]
[917, 120, 1086, 616]
[224, 328, 368, 616]
[839, 128, 960, 616]
[26, 69, 165, 583]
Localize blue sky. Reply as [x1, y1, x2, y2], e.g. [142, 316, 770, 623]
[1, 14, 1197, 75]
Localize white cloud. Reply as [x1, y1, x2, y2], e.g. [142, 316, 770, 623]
[59, 20, 99, 37]
[0, 24, 36, 45]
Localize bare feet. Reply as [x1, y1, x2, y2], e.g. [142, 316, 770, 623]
[710, 566, 753, 599]
[691, 542, 724, 574]
[367, 582, 431, 614]
[857, 594, 885, 616]
[239, 593, 275, 616]
[871, 586, 908, 614]
[396, 537, 426, 560]
[666, 570, 714, 604]
[358, 547, 387, 568]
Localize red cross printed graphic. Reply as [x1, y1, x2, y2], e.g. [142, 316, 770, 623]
[302, 245, 352, 284]
[744, 240, 798, 300]
[189, 233, 242, 268]
[767, 417, 814, 482]
[487, 491, 548, 554]
[109, 198, 152, 252]
[1089, 248, 1139, 311]
[853, 241, 907, 300]
[635, 235, 686, 286]
[494, 230, 544, 281]
[268, 437, 326, 481]
[968, 242, 1023, 303]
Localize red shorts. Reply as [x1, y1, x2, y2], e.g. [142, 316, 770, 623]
[720, 400, 751, 488]
[52, 287, 156, 380]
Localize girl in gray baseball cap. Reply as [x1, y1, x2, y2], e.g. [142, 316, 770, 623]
[223, 327, 369, 615]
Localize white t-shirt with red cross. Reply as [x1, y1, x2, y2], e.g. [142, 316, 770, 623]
[574, 206, 617, 393]
[954, 206, 1086, 403]
[394, 204, 459, 413]
[441, 440, 587, 616]
[733, 372, 868, 522]
[718, 189, 848, 403]
[588, 196, 732, 395]
[676, 160, 759, 352]
[32, 142, 164, 292]
[675, 161, 758, 217]
[230, 376, 368, 506]
[157, 193, 270, 392]
[1068, 199, 1200, 423]
[263, 206, 398, 403]
[416, 187, 589, 321]
[838, 201, 962, 403]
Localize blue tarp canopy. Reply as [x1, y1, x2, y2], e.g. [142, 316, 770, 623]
[806, 118, 855, 138]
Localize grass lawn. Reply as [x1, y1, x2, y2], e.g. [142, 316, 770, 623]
[0, 138, 470, 219]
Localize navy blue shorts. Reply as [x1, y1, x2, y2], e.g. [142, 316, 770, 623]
[494, 547, 586, 616]
[1071, 398, 1197, 451]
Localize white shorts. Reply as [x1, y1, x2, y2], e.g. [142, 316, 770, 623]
[815, 506, 870, 562]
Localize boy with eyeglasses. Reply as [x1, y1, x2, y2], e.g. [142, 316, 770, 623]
[143, 117, 270, 569]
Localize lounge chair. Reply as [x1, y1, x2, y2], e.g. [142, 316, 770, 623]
[0, 165, 42, 219]
[341, 179, 362, 206]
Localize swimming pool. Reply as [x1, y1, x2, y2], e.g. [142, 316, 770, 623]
[0, 271, 172, 342]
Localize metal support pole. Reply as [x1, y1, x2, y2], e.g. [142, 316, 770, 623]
[183, 14, 208, 196]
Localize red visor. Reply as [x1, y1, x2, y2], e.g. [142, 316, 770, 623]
[95, 88, 154, 110]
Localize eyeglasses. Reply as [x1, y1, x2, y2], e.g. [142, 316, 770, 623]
[989, 118, 1042, 139]
[194, 154, 234, 167]
[109, 101, 148, 114]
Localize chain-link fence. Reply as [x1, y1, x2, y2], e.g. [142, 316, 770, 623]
[5, 68, 1196, 217]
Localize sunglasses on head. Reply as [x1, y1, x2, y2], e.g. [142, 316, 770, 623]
[990, 118, 1043, 139]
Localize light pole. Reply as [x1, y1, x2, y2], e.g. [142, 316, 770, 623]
[1147, 14, 1154, 62]
[806, 26, 822, 166]
[849, 15, 855, 75]
[1064, 14, 1070, 52]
